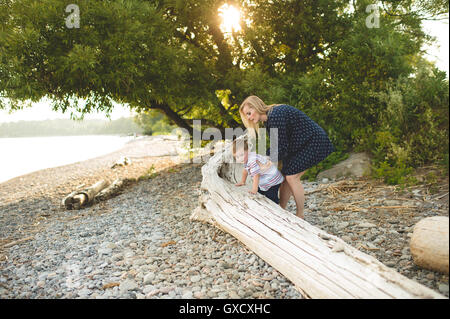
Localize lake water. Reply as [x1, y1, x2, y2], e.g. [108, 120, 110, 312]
[0, 135, 134, 184]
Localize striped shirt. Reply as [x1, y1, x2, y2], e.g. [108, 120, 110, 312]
[244, 152, 284, 191]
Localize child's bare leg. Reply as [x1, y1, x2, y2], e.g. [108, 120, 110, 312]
[286, 172, 306, 219]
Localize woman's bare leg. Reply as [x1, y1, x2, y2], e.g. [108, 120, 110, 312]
[279, 179, 292, 209]
[285, 172, 306, 219]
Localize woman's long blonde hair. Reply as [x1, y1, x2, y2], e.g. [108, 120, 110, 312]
[239, 95, 280, 137]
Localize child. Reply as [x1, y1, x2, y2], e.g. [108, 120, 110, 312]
[232, 139, 284, 204]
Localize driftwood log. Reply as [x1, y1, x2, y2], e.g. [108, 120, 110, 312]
[63, 180, 109, 209]
[95, 179, 125, 201]
[191, 137, 445, 299]
[410, 216, 449, 274]
[111, 156, 131, 169]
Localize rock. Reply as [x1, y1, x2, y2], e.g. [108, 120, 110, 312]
[385, 261, 396, 267]
[143, 273, 156, 285]
[337, 222, 349, 230]
[159, 286, 174, 294]
[182, 290, 193, 299]
[228, 290, 240, 299]
[207, 290, 218, 298]
[143, 285, 156, 294]
[237, 289, 246, 298]
[341, 236, 352, 242]
[119, 279, 138, 292]
[410, 216, 449, 274]
[193, 291, 205, 299]
[316, 152, 371, 180]
[190, 275, 201, 283]
[146, 289, 161, 298]
[78, 287, 91, 298]
[111, 253, 123, 261]
[438, 284, 449, 295]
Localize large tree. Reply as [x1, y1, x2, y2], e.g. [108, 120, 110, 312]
[0, 0, 447, 138]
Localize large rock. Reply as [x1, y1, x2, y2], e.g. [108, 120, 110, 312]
[317, 152, 371, 180]
[410, 216, 449, 274]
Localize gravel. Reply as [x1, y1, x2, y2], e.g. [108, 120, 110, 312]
[0, 136, 448, 299]
[292, 176, 449, 298]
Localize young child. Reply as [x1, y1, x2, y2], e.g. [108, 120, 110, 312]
[232, 139, 284, 204]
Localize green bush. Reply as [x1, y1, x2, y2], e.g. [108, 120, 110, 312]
[371, 161, 417, 186]
[289, 60, 448, 185]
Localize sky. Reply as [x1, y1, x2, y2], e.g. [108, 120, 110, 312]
[0, 17, 448, 124]
[422, 19, 449, 75]
[0, 98, 134, 123]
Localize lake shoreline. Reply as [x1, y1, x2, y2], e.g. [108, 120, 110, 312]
[0, 136, 183, 242]
[0, 135, 137, 184]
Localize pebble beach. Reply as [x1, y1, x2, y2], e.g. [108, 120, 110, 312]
[0, 136, 448, 299]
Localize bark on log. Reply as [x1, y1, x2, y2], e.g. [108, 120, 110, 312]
[63, 180, 109, 209]
[191, 137, 445, 299]
[410, 216, 449, 274]
[95, 179, 124, 201]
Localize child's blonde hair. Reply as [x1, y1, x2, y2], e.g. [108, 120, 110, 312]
[232, 139, 249, 155]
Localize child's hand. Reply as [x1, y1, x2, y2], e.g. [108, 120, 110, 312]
[248, 189, 258, 194]
[235, 182, 245, 187]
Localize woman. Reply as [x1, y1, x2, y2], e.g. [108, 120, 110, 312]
[239, 95, 334, 219]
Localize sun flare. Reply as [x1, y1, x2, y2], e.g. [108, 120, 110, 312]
[218, 4, 241, 33]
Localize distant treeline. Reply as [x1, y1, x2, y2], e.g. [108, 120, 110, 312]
[0, 117, 144, 137]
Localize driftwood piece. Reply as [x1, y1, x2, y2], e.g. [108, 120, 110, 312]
[111, 156, 131, 169]
[3, 236, 34, 248]
[410, 216, 449, 274]
[95, 179, 125, 201]
[191, 136, 445, 299]
[61, 184, 85, 208]
[63, 180, 109, 209]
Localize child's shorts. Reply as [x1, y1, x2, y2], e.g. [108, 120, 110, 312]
[258, 183, 281, 204]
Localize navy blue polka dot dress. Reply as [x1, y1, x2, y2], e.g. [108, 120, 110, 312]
[265, 104, 335, 176]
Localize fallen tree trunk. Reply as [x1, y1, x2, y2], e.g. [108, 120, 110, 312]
[190, 137, 445, 299]
[63, 180, 109, 209]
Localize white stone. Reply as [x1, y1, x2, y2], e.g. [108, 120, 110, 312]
[143, 272, 156, 285]
[119, 279, 138, 292]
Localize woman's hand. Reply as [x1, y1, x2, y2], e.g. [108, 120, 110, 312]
[248, 189, 258, 194]
[235, 182, 245, 187]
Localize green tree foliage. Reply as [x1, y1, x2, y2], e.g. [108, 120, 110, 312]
[1, 0, 448, 183]
[133, 109, 176, 135]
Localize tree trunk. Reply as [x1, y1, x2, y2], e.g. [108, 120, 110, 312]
[190, 136, 445, 299]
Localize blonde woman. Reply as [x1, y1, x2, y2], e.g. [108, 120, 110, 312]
[239, 95, 334, 219]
